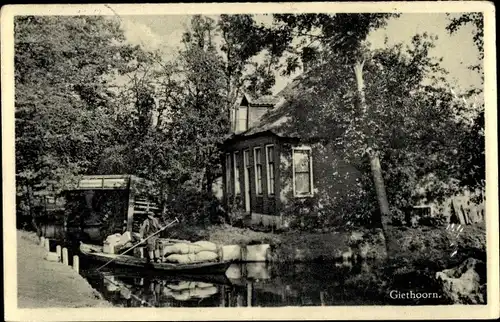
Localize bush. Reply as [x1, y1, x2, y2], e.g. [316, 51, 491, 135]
[390, 207, 407, 226]
[283, 197, 324, 231]
[419, 215, 447, 227]
[166, 187, 225, 226]
[226, 195, 248, 227]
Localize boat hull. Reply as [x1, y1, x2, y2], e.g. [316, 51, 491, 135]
[79, 243, 232, 274]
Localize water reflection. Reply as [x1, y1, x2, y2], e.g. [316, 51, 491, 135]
[81, 261, 446, 307]
[82, 261, 389, 307]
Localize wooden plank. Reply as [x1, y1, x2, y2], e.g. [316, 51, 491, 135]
[126, 178, 136, 232]
[134, 204, 159, 209]
[134, 206, 160, 211]
[133, 211, 157, 215]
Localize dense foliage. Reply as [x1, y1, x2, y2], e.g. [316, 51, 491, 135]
[256, 14, 485, 229]
[15, 13, 485, 231]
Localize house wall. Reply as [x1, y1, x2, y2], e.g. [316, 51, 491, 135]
[278, 141, 365, 227]
[223, 134, 281, 220]
[223, 136, 366, 228]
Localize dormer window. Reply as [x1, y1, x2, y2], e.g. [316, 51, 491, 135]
[236, 107, 248, 133]
[231, 94, 281, 134]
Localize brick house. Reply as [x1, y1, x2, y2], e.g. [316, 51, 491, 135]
[221, 86, 365, 228]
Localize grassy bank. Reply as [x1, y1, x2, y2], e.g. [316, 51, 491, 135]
[17, 230, 111, 308]
[168, 223, 486, 265]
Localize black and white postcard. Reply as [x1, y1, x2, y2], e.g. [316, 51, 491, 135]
[2, 2, 498, 321]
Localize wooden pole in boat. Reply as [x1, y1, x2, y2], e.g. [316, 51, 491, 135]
[96, 217, 179, 271]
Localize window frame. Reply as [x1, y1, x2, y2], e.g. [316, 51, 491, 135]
[292, 146, 314, 197]
[265, 144, 275, 196]
[253, 147, 263, 196]
[233, 151, 241, 195]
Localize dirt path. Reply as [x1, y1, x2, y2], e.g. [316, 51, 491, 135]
[17, 230, 111, 308]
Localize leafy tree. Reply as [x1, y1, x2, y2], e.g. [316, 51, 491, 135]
[15, 16, 144, 222]
[217, 14, 284, 128]
[260, 13, 396, 247]
[255, 13, 484, 251]
[446, 13, 485, 198]
[446, 13, 484, 73]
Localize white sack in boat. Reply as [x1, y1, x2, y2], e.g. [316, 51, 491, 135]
[221, 245, 242, 261]
[162, 243, 202, 255]
[119, 231, 132, 245]
[164, 253, 198, 264]
[165, 251, 218, 264]
[106, 234, 121, 243]
[103, 241, 118, 254]
[196, 251, 218, 262]
[193, 241, 218, 252]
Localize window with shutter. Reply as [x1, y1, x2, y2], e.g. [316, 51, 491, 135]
[234, 151, 240, 195]
[254, 147, 263, 195]
[266, 145, 275, 195]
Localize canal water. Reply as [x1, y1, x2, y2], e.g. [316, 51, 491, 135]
[79, 261, 448, 307]
[40, 223, 449, 307]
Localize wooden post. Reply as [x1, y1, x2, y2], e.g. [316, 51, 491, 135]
[247, 282, 253, 307]
[126, 176, 136, 232]
[44, 238, 50, 252]
[62, 247, 69, 265]
[56, 245, 62, 261]
[73, 255, 79, 273]
[220, 285, 226, 307]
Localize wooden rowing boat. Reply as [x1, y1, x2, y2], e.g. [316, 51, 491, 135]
[79, 243, 232, 274]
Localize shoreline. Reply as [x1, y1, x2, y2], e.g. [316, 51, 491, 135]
[168, 223, 486, 267]
[17, 230, 111, 308]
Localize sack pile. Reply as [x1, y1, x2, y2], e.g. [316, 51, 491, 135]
[103, 232, 134, 254]
[159, 240, 221, 264]
[162, 281, 218, 300]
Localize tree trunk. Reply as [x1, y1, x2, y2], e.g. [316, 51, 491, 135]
[354, 59, 392, 254]
[368, 150, 391, 229]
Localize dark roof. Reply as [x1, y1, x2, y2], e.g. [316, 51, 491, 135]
[230, 75, 306, 139]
